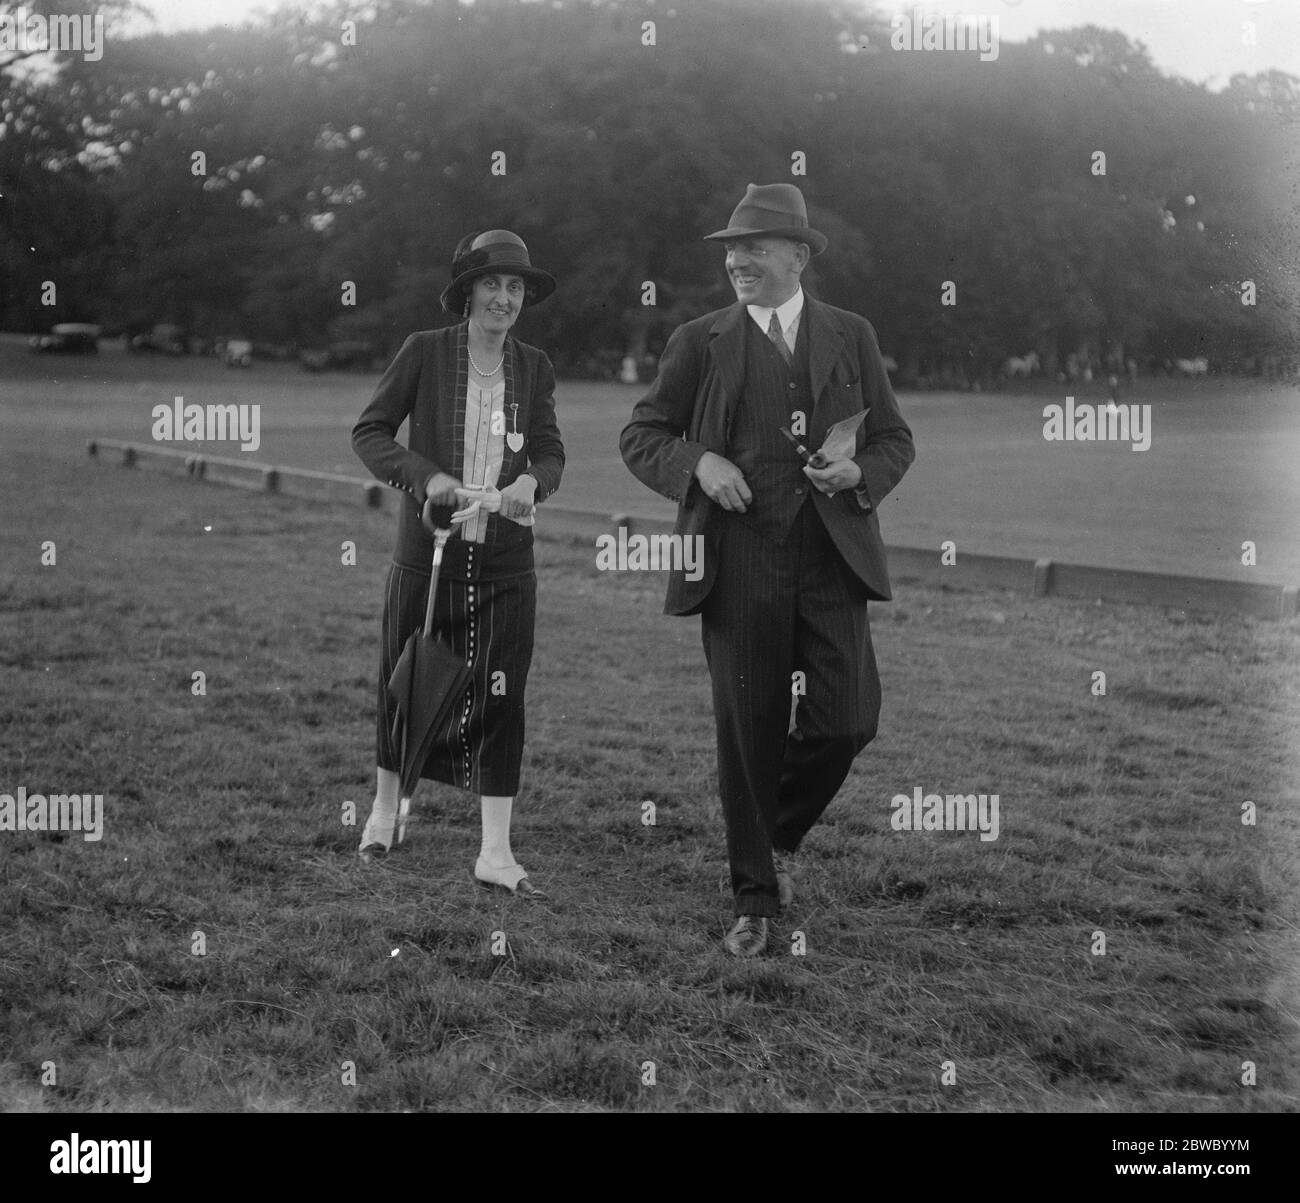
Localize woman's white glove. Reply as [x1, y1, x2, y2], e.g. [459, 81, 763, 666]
[451, 486, 536, 527]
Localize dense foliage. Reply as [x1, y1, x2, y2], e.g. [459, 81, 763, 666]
[2, 0, 1296, 379]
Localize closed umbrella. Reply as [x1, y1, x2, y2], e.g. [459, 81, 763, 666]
[387, 499, 473, 824]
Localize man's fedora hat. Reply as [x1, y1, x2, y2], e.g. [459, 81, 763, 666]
[440, 229, 557, 313]
[704, 183, 827, 255]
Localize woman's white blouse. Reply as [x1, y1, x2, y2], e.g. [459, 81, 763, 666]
[460, 374, 507, 544]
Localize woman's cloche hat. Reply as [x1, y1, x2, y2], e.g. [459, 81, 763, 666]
[440, 229, 557, 313]
[704, 183, 828, 255]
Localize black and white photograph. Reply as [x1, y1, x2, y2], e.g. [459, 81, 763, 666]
[1, 0, 1297, 1153]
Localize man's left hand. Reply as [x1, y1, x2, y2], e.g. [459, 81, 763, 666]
[803, 458, 862, 496]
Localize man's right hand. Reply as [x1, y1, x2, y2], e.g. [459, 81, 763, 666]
[694, 451, 752, 513]
[424, 472, 462, 505]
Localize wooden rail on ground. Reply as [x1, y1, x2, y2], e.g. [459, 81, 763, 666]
[88, 438, 1297, 621]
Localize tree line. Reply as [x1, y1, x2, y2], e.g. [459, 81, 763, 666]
[1, 0, 1296, 382]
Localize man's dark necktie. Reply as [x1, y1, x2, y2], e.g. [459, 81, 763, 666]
[767, 311, 792, 366]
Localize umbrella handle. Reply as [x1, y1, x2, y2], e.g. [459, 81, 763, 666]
[421, 496, 462, 535]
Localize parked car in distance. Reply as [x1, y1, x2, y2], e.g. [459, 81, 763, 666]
[30, 323, 101, 353]
[251, 340, 294, 362]
[299, 340, 378, 372]
[223, 339, 253, 368]
[129, 323, 187, 355]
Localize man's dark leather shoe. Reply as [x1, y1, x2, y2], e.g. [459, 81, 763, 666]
[723, 915, 768, 957]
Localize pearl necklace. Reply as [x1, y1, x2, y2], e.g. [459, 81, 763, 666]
[468, 345, 505, 376]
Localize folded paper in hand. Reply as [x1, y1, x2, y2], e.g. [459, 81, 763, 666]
[816, 410, 870, 463]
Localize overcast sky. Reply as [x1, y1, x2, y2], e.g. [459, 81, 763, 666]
[128, 0, 1299, 91]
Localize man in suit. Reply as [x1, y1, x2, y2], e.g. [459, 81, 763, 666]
[620, 183, 915, 956]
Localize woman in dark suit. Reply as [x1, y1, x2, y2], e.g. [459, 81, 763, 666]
[351, 230, 563, 898]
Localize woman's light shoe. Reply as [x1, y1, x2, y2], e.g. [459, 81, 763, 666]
[358, 811, 396, 864]
[473, 855, 547, 899]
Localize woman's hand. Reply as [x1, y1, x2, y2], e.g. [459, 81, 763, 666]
[424, 472, 462, 505]
[498, 474, 537, 521]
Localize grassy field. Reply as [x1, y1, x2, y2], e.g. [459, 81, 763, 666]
[1, 442, 1297, 1112]
[3, 334, 1299, 583]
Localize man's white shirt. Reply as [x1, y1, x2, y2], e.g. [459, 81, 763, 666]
[745, 287, 804, 355]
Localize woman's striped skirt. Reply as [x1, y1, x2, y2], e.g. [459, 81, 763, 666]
[375, 563, 536, 797]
